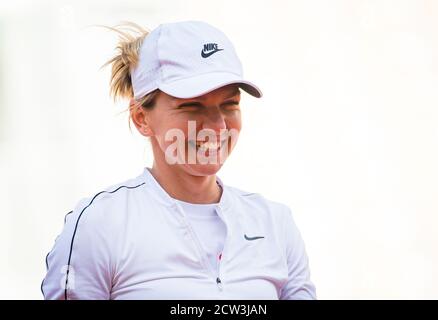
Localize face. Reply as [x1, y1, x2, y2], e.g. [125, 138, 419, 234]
[133, 84, 242, 177]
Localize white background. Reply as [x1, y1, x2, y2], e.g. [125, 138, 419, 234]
[0, 0, 437, 299]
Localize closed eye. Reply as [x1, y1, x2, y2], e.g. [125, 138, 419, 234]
[177, 102, 204, 109]
[223, 100, 239, 105]
[221, 100, 240, 109]
[176, 100, 240, 110]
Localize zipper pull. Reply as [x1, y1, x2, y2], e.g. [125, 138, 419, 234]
[216, 277, 223, 291]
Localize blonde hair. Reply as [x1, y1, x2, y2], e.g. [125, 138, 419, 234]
[100, 22, 160, 126]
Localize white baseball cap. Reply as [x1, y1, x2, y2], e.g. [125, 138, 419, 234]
[131, 20, 262, 100]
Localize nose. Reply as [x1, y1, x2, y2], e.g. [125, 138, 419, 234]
[201, 106, 227, 133]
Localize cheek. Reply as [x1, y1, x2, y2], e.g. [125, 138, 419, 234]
[152, 119, 189, 152]
[224, 114, 241, 152]
[226, 113, 242, 132]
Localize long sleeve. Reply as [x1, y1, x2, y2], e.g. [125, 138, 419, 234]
[279, 207, 316, 300]
[41, 198, 113, 300]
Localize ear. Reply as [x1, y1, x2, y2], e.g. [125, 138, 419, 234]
[130, 99, 153, 137]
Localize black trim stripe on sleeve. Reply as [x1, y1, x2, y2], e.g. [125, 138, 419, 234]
[63, 210, 73, 224]
[63, 182, 145, 300]
[41, 209, 73, 299]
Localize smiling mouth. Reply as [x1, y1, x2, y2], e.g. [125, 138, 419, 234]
[188, 139, 227, 153]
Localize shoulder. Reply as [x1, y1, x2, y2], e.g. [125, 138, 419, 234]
[225, 185, 294, 222]
[65, 173, 146, 228]
[225, 185, 301, 253]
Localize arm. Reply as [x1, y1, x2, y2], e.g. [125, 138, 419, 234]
[279, 207, 316, 300]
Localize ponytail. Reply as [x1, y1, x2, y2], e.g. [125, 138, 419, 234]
[100, 22, 159, 129]
[101, 22, 149, 101]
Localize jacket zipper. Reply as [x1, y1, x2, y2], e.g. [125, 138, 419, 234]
[215, 205, 229, 291]
[174, 202, 224, 291]
[216, 276, 223, 290]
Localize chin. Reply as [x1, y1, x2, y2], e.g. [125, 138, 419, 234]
[183, 163, 224, 177]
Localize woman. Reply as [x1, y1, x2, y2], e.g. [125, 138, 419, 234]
[42, 20, 316, 300]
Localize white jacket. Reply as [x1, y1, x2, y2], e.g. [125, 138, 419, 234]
[42, 168, 316, 300]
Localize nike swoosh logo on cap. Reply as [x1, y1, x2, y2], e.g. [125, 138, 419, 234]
[244, 234, 265, 241]
[201, 48, 224, 58]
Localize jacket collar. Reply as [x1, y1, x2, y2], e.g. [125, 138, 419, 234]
[140, 167, 233, 211]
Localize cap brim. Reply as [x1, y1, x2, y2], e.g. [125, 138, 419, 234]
[158, 72, 262, 99]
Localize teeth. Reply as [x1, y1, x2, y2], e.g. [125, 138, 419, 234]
[197, 141, 218, 149]
[194, 140, 225, 150]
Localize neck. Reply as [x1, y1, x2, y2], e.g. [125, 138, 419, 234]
[150, 160, 222, 204]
